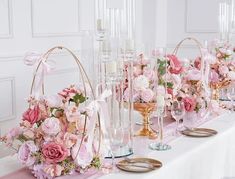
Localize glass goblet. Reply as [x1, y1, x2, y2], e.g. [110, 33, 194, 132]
[227, 86, 235, 111]
[171, 100, 185, 135]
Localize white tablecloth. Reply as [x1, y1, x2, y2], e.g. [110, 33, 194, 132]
[1, 112, 235, 179]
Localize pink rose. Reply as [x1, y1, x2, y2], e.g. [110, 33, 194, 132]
[183, 97, 196, 112]
[167, 54, 183, 74]
[194, 57, 201, 70]
[42, 142, 68, 163]
[18, 141, 38, 166]
[22, 105, 40, 125]
[43, 164, 64, 177]
[72, 142, 93, 168]
[167, 88, 173, 96]
[218, 65, 229, 75]
[185, 69, 201, 81]
[141, 89, 155, 102]
[41, 117, 61, 136]
[210, 70, 220, 83]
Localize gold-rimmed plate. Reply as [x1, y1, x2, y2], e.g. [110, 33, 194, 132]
[116, 157, 162, 173]
[181, 128, 218, 137]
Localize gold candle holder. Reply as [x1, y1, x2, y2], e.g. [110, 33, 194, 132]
[133, 102, 157, 139]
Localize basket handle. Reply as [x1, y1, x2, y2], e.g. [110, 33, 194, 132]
[29, 46, 102, 156]
[173, 37, 203, 57]
[30, 46, 95, 99]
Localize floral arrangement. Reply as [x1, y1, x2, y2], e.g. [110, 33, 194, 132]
[177, 68, 209, 114]
[0, 85, 101, 178]
[158, 54, 183, 98]
[208, 40, 235, 87]
[122, 54, 156, 103]
[122, 53, 183, 104]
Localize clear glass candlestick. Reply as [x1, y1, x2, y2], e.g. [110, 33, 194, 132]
[149, 105, 171, 151]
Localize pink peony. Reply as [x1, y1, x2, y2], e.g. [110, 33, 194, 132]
[133, 75, 149, 90]
[183, 97, 196, 112]
[123, 88, 140, 102]
[43, 164, 64, 177]
[22, 105, 40, 125]
[44, 94, 62, 107]
[210, 70, 220, 83]
[42, 142, 68, 163]
[143, 67, 155, 81]
[141, 89, 155, 102]
[167, 54, 183, 74]
[218, 65, 229, 75]
[157, 85, 166, 95]
[18, 141, 38, 166]
[185, 69, 201, 81]
[41, 117, 61, 136]
[71, 142, 93, 168]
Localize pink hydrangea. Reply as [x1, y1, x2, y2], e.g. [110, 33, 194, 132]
[185, 69, 201, 81]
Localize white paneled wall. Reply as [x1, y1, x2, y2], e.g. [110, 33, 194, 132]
[166, 0, 235, 57]
[0, 0, 150, 138]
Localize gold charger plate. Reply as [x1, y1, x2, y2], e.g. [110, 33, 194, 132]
[116, 157, 162, 173]
[181, 128, 218, 137]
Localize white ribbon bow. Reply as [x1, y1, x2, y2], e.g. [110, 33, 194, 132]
[84, 89, 112, 156]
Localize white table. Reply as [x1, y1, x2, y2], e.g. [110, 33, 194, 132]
[1, 112, 235, 179]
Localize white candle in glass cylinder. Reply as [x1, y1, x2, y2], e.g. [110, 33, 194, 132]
[125, 39, 135, 51]
[106, 61, 117, 74]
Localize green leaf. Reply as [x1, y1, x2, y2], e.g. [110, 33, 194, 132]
[72, 93, 86, 105]
[167, 82, 173, 89]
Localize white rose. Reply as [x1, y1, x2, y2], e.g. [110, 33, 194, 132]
[41, 117, 61, 136]
[133, 75, 149, 90]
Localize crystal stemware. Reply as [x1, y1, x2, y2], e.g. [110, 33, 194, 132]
[171, 100, 185, 135]
[227, 86, 235, 110]
[149, 96, 171, 151]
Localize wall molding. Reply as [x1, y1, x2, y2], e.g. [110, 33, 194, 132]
[0, 0, 13, 39]
[0, 76, 16, 122]
[0, 50, 80, 62]
[30, 0, 80, 38]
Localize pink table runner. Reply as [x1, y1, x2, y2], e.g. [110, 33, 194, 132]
[0, 111, 222, 179]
